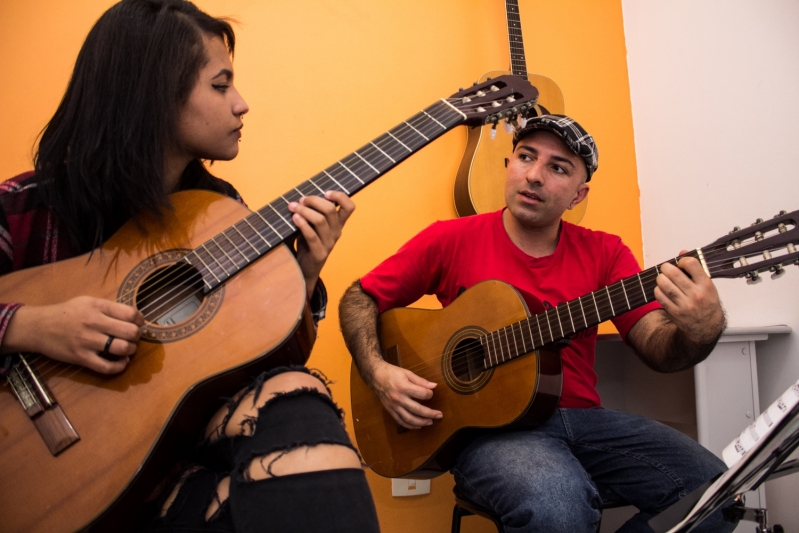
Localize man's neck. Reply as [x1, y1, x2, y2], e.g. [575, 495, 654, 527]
[502, 209, 562, 258]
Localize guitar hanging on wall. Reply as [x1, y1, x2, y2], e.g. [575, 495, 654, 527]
[0, 76, 541, 533]
[453, 0, 585, 223]
[351, 210, 799, 479]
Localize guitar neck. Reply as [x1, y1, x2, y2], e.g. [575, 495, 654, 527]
[183, 100, 467, 292]
[505, 0, 528, 80]
[481, 251, 699, 368]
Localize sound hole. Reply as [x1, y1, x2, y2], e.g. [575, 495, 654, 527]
[135, 263, 204, 325]
[451, 338, 485, 383]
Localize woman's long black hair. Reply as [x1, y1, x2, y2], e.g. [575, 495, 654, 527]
[35, 0, 235, 253]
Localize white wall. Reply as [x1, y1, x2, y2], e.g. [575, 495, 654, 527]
[622, 0, 799, 529]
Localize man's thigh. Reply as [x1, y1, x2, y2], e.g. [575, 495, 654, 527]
[562, 408, 733, 533]
[452, 425, 601, 533]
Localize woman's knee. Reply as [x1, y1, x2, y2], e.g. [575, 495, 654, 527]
[206, 370, 330, 440]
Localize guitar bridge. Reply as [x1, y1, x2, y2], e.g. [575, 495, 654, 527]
[6, 354, 80, 455]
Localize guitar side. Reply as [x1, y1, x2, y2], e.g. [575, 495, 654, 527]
[350, 280, 562, 479]
[0, 191, 311, 533]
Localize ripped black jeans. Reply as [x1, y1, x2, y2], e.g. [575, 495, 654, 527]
[145, 366, 380, 532]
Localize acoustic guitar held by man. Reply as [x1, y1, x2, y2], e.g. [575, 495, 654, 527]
[339, 114, 739, 532]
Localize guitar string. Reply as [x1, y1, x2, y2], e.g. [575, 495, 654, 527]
[113, 108, 461, 311]
[10, 109, 460, 390]
[389, 249, 790, 379]
[18, 222, 791, 395]
[18, 236, 788, 391]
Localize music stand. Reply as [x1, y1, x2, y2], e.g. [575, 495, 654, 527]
[648, 401, 799, 533]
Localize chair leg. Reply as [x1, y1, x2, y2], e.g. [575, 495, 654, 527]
[451, 504, 466, 533]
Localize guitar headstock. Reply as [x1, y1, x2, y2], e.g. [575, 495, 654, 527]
[448, 75, 540, 128]
[701, 209, 799, 283]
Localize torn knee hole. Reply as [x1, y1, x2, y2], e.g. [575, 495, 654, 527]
[243, 443, 362, 481]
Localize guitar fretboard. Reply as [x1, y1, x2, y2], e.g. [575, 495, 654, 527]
[182, 100, 467, 291]
[480, 253, 697, 368]
[506, 0, 528, 80]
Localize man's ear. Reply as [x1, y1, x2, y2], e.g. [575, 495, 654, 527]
[570, 184, 590, 209]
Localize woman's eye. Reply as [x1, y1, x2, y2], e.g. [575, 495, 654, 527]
[212, 84, 229, 92]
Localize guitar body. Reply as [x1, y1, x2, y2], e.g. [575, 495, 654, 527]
[350, 280, 562, 479]
[0, 190, 313, 533]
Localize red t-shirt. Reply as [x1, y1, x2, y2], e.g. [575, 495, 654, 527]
[359, 210, 661, 408]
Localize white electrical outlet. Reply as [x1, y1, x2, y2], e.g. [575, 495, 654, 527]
[391, 478, 431, 497]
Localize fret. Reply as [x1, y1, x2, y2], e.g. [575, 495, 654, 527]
[544, 309, 554, 343]
[422, 110, 447, 130]
[308, 178, 327, 195]
[480, 336, 490, 368]
[637, 272, 648, 303]
[183, 254, 213, 290]
[354, 151, 380, 174]
[369, 141, 395, 163]
[267, 203, 293, 228]
[491, 332, 500, 366]
[253, 211, 282, 239]
[338, 161, 365, 184]
[515, 322, 524, 354]
[293, 187, 305, 198]
[605, 286, 615, 316]
[620, 279, 631, 310]
[510, 324, 527, 355]
[500, 329, 509, 362]
[192, 248, 222, 283]
[555, 306, 564, 337]
[219, 228, 250, 263]
[202, 243, 231, 277]
[342, 153, 378, 181]
[403, 121, 429, 141]
[241, 217, 272, 246]
[231, 224, 260, 255]
[211, 236, 243, 268]
[578, 296, 587, 329]
[591, 292, 601, 322]
[566, 301, 575, 332]
[535, 314, 543, 347]
[322, 170, 350, 194]
[387, 131, 412, 152]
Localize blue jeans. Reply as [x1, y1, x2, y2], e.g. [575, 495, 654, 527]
[452, 408, 736, 533]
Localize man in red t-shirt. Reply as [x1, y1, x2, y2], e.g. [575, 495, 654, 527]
[339, 115, 736, 532]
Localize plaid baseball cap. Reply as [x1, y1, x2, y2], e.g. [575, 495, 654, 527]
[513, 114, 599, 181]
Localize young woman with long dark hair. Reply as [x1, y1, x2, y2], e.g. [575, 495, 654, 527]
[0, 1, 379, 531]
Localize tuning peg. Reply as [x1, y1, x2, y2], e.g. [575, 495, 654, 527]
[771, 265, 786, 280]
[486, 77, 493, 81]
[775, 210, 788, 218]
[729, 226, 741, 235]
[503, 120, 514, 134]
[490, 123, 497, 140]
[473, 81, 479, 86]
[490, 85, 499, 92]
[476, 106, 485, 113]
[518, 116, 528, 128]
[459, 87, 464, 92]
[476, 90, 486, 97]
[751, 218, 764, 226]
[746, 271, 762, 285]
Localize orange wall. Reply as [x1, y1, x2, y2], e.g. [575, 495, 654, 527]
[0, 1, 639, 531]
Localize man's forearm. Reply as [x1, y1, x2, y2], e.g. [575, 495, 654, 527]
[628, 310, 726, 373]
[338, 281, 385, 386]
